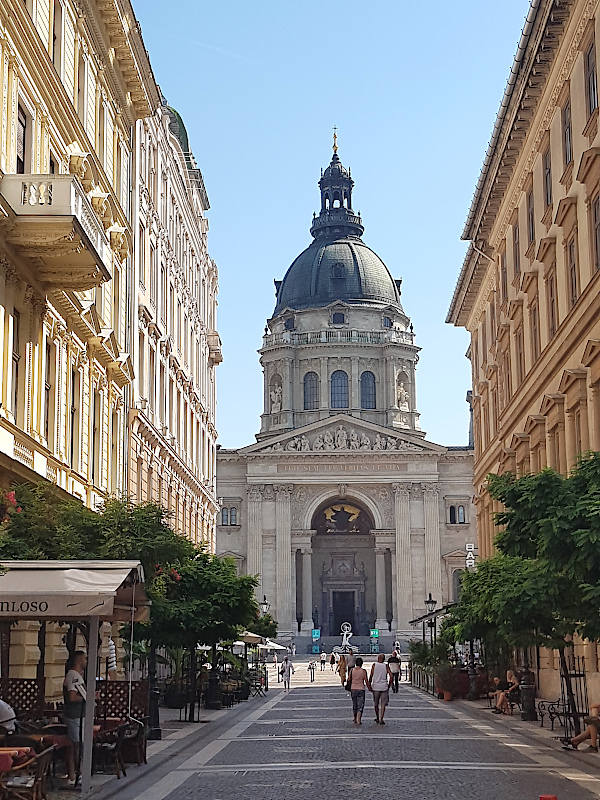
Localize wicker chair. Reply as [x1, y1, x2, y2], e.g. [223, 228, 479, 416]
[0, 745, 54, 800]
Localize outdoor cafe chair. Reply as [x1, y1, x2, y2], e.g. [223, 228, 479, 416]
[0, 745, 54, 800]
[92, 723, 128, 779]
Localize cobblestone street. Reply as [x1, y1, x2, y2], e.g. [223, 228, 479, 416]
[88, 661, 600, 800]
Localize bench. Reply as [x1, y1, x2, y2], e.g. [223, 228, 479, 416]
[537, 699, 565, 730]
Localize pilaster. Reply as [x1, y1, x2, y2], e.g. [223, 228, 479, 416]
[392, 483, 412, 632]
[246, 485, 263, 598]
[275, 484, 293, 636]
[423, 482, 442, 605]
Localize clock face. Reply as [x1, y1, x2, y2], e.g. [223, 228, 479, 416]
[313, 503, 373, 536]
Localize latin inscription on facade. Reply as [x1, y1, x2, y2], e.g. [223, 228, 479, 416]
[277, 461, 408, 472]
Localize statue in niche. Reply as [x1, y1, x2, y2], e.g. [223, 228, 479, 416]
[359, 432, 371, 450]
[270, 383, 282, 413]
[397, 381, 410, 411]
[349, 430, 360, 450]
[335, 425, 348, 450]
[373, 433, 385, 451]
[323, 431, 335, 450]
[313, 434, 325, 451]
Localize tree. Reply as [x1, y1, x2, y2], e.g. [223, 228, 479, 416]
[250, 613, 278, 640]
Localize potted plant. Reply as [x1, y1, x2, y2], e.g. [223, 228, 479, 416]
[434, 663, 459, 701]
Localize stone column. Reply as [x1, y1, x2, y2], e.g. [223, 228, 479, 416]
[565, 409, 576, 471]
[390, 547, 397, 632]
[374, 547, 387, 631]
[275, 484, 293, 637]
[319, 357, 328, 410]
[423, 483, 442, 605]
[393, 483, 412, 632]
[246, 486, 263, 598]
[351, 357, 359, 409]
[300, 547, 314, 636]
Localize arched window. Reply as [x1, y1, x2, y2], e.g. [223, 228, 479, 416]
[452, 569, 464, 602]
[449, 505, 457, 524]
[331, 370, 349, 409]
[304, 372, 319, 410]
[221, 507, 229, 526]
[230, 507, 237, 525]
[360, 371, 376, 409]
[458, 505, 466, 524]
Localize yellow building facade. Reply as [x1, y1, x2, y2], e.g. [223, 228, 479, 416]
[129, 102, 220, 549]
[0, 0, 159, 694]
[0, 0, 159, 505]
[448, 0, 600, 697]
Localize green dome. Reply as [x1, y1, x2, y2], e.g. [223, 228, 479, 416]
[274, 235, 402, 314]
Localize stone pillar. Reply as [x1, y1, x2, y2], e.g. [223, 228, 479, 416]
[275, 484, 293, 636]
[320, 357, 328, 410]
[565, 409, 576, 472]
[390, 547, 397, 632]
[393, 483, 412, 633]
[423, 483, 442, 605]
[351, 357, 359, 409]
[374, 547, 387, 631]
[300, 547, 314, 636]
[282, 358, 292, 411]
[246, 486, 263, 598]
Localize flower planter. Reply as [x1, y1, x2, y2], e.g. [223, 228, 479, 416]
[443, 690, 453, 702]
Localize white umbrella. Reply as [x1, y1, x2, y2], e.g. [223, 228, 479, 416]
[241, 631, 263, 644]
[264, 639, 287, 650]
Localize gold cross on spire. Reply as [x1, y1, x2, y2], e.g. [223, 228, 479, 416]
[332, 125, 338, 154]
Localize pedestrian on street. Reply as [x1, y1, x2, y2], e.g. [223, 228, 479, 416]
[348, 656, 371, 725]
[370, 653, 393, 724]
[345, 651, 356, 670]
[388, 650, 401, 693]
[320, 651, 327, 671]
[563, 702, 600, 752]
[280, 656, 295, 691]
[330, 652, 336, 671]
[338, 654, 347, 686]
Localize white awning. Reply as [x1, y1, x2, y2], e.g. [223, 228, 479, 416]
[0, 560, 149, 622]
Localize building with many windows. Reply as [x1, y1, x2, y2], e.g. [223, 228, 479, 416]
[0, 0, 158, 505]
[217, 143, 474, 649]
[129, 99, 220, 550]
[448, 0, 600, 697]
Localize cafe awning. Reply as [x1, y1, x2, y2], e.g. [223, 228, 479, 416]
[0, 560, 150, 622]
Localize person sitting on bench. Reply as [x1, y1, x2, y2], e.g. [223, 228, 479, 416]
[562, 702, 600, 752]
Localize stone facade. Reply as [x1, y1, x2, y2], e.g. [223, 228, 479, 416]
[218, 145, 475, 645]
[447, 0, 600, 698]
[128, 101, 220, 549]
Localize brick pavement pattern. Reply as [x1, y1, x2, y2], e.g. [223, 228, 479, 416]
[95, 662, 600, 800]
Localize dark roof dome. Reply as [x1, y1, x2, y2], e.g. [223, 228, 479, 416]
[274, 237, 402, 313]
[273, 139, 402, 315]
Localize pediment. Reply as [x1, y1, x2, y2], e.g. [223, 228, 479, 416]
[242, 414, 445, 456]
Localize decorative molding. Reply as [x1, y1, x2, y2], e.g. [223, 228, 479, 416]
[261, 424, 425, 454]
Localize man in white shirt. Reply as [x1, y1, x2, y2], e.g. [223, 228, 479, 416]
[62, 651, 87, 786]
[279, 656, 295, 691]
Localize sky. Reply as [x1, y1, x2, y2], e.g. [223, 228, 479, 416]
[134, 0, 531, 449]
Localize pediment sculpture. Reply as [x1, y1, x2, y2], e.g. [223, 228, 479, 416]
[261, 424, 424, 453]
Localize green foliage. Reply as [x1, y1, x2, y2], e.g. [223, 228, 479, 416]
[250, 613, 278, 640]
[408, 640, 431, 666]
[449, 453, 600, 652]
[433, 662, 459, 692]
[0, 484, 259, 652]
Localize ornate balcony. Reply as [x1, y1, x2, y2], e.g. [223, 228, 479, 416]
[207, 331, 223, 365]
[261, 328, 416, 349]
[0, 174, 111, 291]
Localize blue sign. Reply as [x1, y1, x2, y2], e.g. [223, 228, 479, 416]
[311, 629, 320, 640]
[312, 644, 320, 654]
[370, 629, 379, 638]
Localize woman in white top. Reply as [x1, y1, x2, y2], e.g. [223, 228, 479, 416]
[370, 653, 392, 724]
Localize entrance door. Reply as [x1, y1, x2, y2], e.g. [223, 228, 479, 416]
[332, 591, 355, 635]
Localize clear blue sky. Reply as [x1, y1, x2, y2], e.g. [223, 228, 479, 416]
[135, 0, 530, 449]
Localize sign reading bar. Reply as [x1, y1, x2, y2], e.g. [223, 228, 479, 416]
[465, 543, 477, 570]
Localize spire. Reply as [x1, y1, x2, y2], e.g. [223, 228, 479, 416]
[310, 139, 364, 240]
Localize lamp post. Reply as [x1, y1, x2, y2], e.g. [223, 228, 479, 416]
[260, 595, 270, 616]
[424, 593, 437, 647]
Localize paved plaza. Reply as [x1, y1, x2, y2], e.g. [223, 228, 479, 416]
[94, 661, 600, 800]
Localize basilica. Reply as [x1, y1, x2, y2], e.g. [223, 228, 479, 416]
[216, 141, 475, 649]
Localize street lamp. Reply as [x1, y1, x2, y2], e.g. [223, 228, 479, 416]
[424, 593, 437, 647]
[259, 595, 270, 616]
